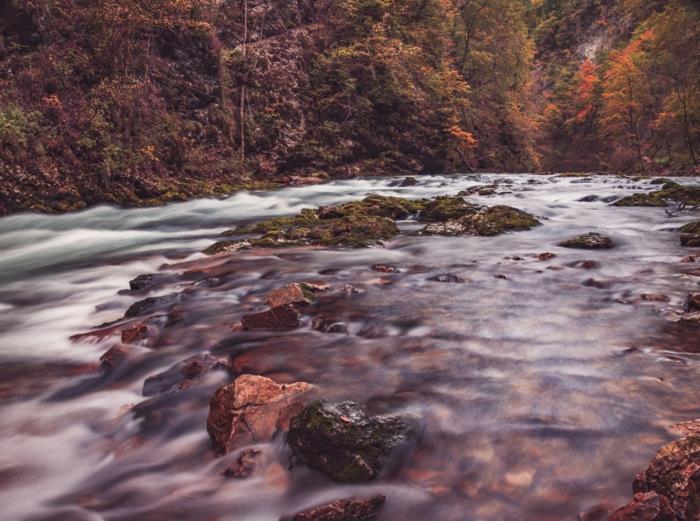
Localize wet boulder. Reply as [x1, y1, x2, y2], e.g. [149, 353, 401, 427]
[420, 219, 467, 236]
[207, 375, 314, 454]
[558, 233, 615, 249]
[607, 434, 700, 521]
[317, 195, 424, 220]
[287, 400, 416, 482]
[127, 273, 175, 293]
[143, 353, 227, 397]
[266, 283, 317, 308]
[280, 495, 386, 521]
[241, 305, 301, 330]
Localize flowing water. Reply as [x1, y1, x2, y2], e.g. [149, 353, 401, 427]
[1, 174, 699, 521]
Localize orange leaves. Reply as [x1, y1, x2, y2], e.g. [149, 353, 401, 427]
[573, 58, 598, 124]
[447, 125, 478, 150]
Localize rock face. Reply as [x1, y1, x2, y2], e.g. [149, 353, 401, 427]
[608, 434, 700, 521]
[241, 305, 302, 331]
[287, 400, 415, 482]
[558, 232, 615, 249]
[207, 375, 313, 454]
[280, 495, 386, 521]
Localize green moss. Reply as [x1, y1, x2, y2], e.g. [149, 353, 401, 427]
[614, 184, 700, 207]
[237, 208, 319, 234]
[320, 195, 426, 220]
[466, 205, 541, 236]
[419, 196, 480, 222]
[680, 221, 700, 234]
[558, 232, 614, 249]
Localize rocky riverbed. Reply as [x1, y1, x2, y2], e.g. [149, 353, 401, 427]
[0, 173, 699, 521]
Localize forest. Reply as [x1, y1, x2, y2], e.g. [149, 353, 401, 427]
[2, 3, 700, 521]
[0, 0, 698, 214]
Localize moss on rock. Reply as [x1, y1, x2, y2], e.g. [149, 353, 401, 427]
[558, 232, 614, 249]
[287, 400, 415, 482]
[614, 184, 700, 207]
[418, 195, 480, 222]
[420, 205, 540, 237]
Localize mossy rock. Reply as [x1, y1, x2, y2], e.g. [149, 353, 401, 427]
[681, 234, 700, 247]
[236, 208, 320, 234]
[614, 184, 700, 207]
[287, 400, 415, 482]
[613, 193, 669, 207]
[420, 205, 540, 237]
[319, 195, 426, 220]
[558, 232, 614, 249]
[464, 205, 541, 236]
[252, 214, 399, 248]
[680, 221, 700, 234]
[419, 196, 481, 222]
[203, 240, 252, 255]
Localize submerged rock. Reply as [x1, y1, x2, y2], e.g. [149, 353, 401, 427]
[287, 400, 415, 482]
[207, 375, 313, 454]
[143, 353, 226, 397]
[241, 305, 301, 330]
[224, 448, 263, 479]
[124, 293, 181, 318]
[680, 222, 700, 247]
[558, 233, 615, 249]
[203, 240, 252, 255]
[280, 495, 386, 521]
[683, 294, 700, 312]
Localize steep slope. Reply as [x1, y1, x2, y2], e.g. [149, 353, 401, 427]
[0, 0, 536, 215]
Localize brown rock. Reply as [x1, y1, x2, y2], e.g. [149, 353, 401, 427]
[207, 375, 313, 454]
[143, 353, 226, 397]
[537, 252, 557, 261]
[280, 495, 385, 521]
[372, 264, 398, 273]
[606, 492, 674, 521]
[682, 294, 700, 312]
[99, 344, 131, 370]
[224, 448, 262, 479]
[241, 305, 301, 330]
[266, 283, 316, 308]
[681, 256, 697, 263]
[641, 294, 670, 303]
[631, 435, 700, 520]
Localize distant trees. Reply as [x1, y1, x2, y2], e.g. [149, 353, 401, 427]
[536, 0, 700, 172]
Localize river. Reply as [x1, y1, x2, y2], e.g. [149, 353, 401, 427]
[0, 173, 698, 521]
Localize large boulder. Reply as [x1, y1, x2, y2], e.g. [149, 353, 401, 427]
[680, 222, 700, 248]
[287, 400, 415, 482]
[558, 232, 615, 249]
[631, 435, 700, 520]
[613, 184, 700, 208]
[280, 495, 386, 521]
[207, 375, 313, 454]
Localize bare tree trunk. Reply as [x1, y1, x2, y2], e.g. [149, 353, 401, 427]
[675, 81, 698, 166]
[240, 0, 248, 174]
